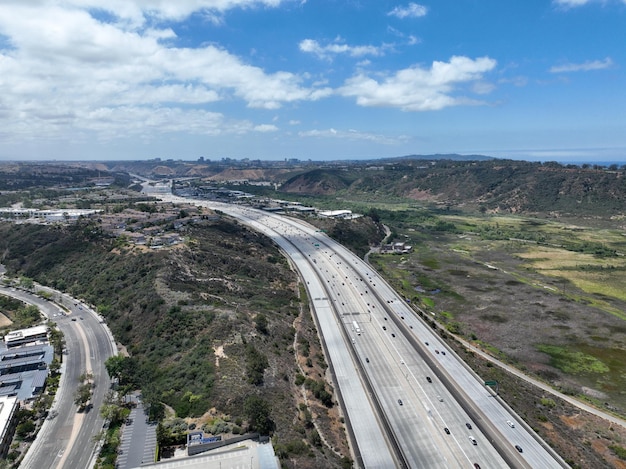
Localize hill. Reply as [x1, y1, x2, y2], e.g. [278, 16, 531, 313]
[0, 218, 351, 468]
[279, 160, 626, 220]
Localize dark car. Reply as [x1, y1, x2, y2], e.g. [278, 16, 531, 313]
[426, 376, 432, 383]
[515, 445, 523, 453]
[383, 326, 387, 330]
[444, 427, 450, 434]
[466, 422, 472, 429]
[391, 333, 396, 337]
[474, 464, 481, 469]
[365, 357, 370, 363]
[398, 399, 403, 406]
[425, 342, 429, 346]
[125, 418, 133, 426]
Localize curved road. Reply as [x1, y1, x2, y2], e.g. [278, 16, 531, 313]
[0, 284, 117, 469]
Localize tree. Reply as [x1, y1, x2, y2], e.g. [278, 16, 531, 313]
[16, 420, 35, 438]
[74, 383, 93, 409]
[104, 355, 125, 382]
[19, 276, 34, 290]
[244, 395, 274, 435]
[255, 314, 269, 335]
[246, 345, 269, 386]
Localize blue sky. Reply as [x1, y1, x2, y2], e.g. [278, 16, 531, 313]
[0, 0, 624, 162]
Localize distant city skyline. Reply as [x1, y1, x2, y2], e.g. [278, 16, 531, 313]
[0, 1, 624, 163]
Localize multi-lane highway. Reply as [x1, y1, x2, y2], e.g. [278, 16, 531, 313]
[0, 284, 117, 469]
[155, 188, 567, 469]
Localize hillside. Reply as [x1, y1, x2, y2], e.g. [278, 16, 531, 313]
[279, 160, 626, 220]
[0, 218, 351, 468]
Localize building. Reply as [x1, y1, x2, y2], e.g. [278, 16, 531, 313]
[4, 325, 48, 348]
[0, 395, 19, 457]
[318, 209, 353, 219]
[0, 345, 49, 376]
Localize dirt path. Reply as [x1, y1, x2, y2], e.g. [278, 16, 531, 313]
[457, 335, 626, 429]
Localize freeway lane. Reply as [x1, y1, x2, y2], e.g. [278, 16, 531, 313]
[155, 190, 567, 468]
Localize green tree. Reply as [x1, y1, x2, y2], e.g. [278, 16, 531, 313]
[246, 345, 269, 386]
[104, 355, 126, 382]
[16, 420, 35, 438]
[74, 383, 92, 409]
[19, 276, 34, 290]
[16, 305, 41, 326]
[255, 314, 269, 335]
[244, 395, 274, 435]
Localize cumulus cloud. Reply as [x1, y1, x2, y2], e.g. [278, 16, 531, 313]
[339, 56, 497, 111]
[388, 3, 428, 19]
[549, 57, 614, 73]
[0, 1, 329, 143]
[299, 39, 387, 59]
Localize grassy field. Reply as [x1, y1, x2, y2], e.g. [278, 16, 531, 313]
[372, 210, 626, 415]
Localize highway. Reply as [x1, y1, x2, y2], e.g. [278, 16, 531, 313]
[156, 188, 567, 469]
[0, 284, 117, 469]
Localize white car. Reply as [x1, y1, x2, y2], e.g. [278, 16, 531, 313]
[506, 420, 515, 428]
[469, 436, 477, 445]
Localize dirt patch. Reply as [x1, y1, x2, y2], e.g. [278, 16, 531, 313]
[0, 312, 12, 327]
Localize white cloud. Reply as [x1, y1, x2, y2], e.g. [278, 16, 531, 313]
[388, 3, 428, 19]
[299, 128, 406, 145]
[0, 2, 330, 144]
[549, 57, 614, 73]
[553, 0, 626, 7]
[339, 56, 497, 111]
[254, 124, 279, 132]
[554, 0, 591, 6]
[299, 39, 387, 59]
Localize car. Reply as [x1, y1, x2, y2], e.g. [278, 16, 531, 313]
[398, 399, 403, 406]
[71, 318, 77, 321]
[507, 420, 515, 428]
[425, 342, 429, 346]
[79, 317, 83, 320]
[391, 333, 396, 337]
[444, 427, 450, 434]
[469, 436, 477, 445]
[383, 326, 387, 330]
[515, 445, 523, 453]
[474, 464, 481, 469]
[365, 357, 370, 363]
[426, 376, 432, 383]
[401, 316, 404, 319]
[435, 350, 440, 354]
[466, 422, 472, 429]
[125, 418, 133, 426]
[437, 396, 443, 402]
[441, 351, 446, 355]
[384, 317, 387, 321]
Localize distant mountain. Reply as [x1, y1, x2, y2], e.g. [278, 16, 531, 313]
[385, 153, 496, 162]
